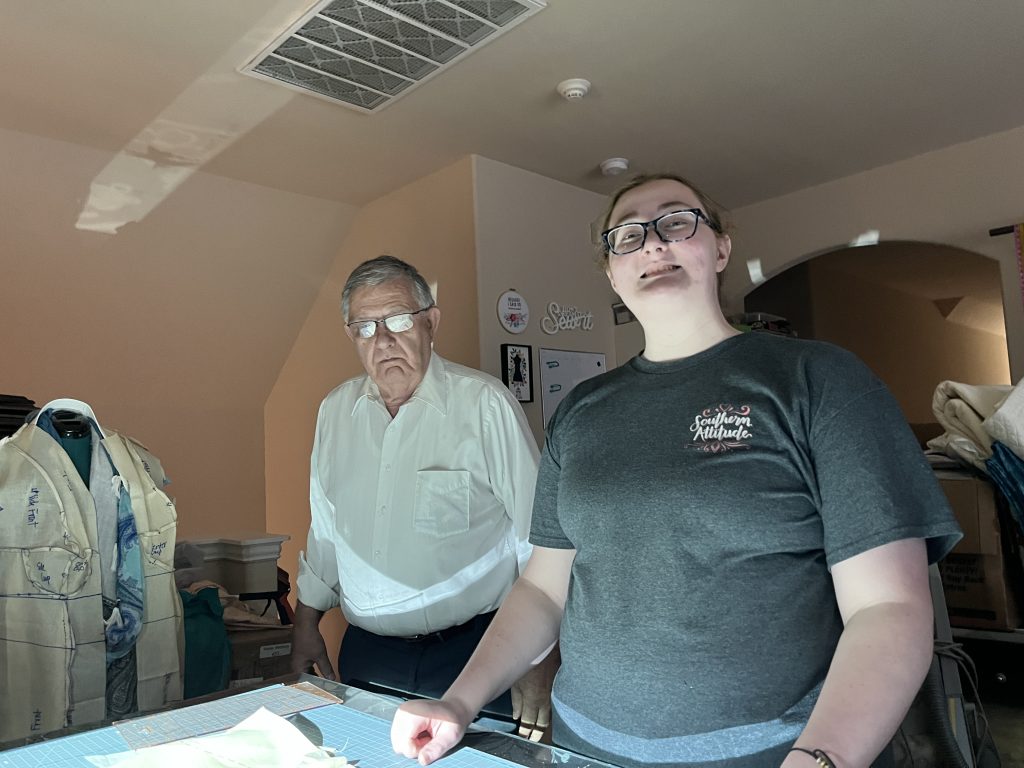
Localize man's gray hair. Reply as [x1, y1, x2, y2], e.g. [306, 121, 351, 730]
[341, 255, 434, 321]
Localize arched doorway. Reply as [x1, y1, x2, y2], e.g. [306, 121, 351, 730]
[743, 240, 1010, 438]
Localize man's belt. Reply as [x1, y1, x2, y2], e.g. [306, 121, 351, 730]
[399, 610, 496, 644]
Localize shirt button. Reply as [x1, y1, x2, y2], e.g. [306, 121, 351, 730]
[374, 550, 381, 558]
[385, 464, 392, 471]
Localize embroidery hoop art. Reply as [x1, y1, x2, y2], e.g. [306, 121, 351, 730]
[497, 289, 529, 334]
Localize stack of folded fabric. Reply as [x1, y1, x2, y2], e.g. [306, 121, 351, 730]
[927, 381, 1010, 471]
[984, 385, 1024, 534]
[928, 380, 1024, 533]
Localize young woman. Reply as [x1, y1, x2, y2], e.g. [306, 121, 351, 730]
[390, 174, 961, 768]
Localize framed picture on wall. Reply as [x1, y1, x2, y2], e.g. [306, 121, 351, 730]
[500, 344, 533, 403]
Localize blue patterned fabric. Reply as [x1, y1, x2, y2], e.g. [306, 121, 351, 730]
[987, 441, 1024, 536]
[106, 481, 144, 660]
[36, 409, 145, 661]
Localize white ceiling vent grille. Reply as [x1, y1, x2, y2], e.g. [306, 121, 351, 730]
[242, 0, 546, 113]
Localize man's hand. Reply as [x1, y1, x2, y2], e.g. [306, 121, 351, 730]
[291, 602, 338, 681]
[511, 645, 559, 741]
[391, 698, 472, 765]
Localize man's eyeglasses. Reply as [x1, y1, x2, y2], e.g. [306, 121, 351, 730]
[601, 209, 722, 256]
[347, 306, 433, 339]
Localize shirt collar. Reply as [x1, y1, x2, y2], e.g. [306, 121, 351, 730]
[34, 398, 108, 437]
[352, 351, 448, 416]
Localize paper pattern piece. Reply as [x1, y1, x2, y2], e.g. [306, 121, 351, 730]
[114, 682, 337, 750]
[87, 708, 347, 768]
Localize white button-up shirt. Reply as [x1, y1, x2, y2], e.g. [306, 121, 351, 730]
[297, 353, 539, 637]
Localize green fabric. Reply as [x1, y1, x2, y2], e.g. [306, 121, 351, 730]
[179, 587, 231, 699]
[59, 434, 91, 489]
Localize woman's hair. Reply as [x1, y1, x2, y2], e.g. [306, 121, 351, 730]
[341, 255, 434, 321]
[594, 173, 730, 267]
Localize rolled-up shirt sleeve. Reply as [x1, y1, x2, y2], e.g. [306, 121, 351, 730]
[483, 386, 540, 575]
[296, 406, 342, 612]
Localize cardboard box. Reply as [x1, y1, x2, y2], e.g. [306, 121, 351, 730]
[228, 626, 293, 686]
[936, 471, 1023, 630]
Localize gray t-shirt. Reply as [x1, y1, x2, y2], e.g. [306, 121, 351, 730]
[530, 333, 961, 768]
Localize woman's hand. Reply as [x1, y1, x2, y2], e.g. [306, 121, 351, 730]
[391, 698, 473, 765]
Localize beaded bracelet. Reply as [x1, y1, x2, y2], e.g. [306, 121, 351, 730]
[788, 747, 836, 768]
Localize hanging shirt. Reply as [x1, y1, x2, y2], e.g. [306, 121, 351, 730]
[297, 353, 539, 637]
[0, 398, 182, 741]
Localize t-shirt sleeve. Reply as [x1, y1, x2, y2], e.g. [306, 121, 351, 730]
[529, 412, 574, 549]
[808, 349, 962, 568]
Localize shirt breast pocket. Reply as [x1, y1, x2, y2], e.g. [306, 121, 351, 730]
[414, 469, 471, 539]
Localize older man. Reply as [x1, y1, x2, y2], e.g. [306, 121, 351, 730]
[292, 255, 554, 736]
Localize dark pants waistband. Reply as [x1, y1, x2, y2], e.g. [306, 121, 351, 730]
[399, 610, 497, 643]
[339, 609, 512, 717]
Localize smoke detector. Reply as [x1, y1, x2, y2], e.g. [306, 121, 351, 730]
[556, 78, 591, 100]
[600, 157, 629, 176]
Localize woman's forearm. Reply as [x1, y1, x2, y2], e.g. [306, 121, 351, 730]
[786, 600, 933, 768]
[443, 576, 564, 721]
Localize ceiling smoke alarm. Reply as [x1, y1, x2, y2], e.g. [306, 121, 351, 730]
[600, 157, 629, 176]
[556, 78, 591, 100]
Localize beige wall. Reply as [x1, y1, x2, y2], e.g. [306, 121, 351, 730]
[264, 157, 478, 652]
[727, 124, 1024, 381]
[613, 320, 646, 363]
[1, 125, 354, 539]
[472, 156, 614, 444]
[809, 262, 1010, 423]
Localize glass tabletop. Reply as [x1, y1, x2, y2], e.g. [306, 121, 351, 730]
[0, 674, 618, 768]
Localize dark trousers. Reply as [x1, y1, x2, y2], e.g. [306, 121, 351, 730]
[338, 610, 513, 717]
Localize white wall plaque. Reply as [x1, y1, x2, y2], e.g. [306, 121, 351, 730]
[497, 289, 529, 334]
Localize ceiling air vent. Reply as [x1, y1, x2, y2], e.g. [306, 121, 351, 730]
[242, 0, 546, 113]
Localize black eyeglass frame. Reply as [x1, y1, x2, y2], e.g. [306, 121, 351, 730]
[601, 209, 722, 256]
[346, 305, 434, 339]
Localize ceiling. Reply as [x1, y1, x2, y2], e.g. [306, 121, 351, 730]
[4, 0, 1024, 210]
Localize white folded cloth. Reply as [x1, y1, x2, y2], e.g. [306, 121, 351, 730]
[927, 381, 1012, 471]
[983, 380, 1024, 459]
[87, 707, 348, 768]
